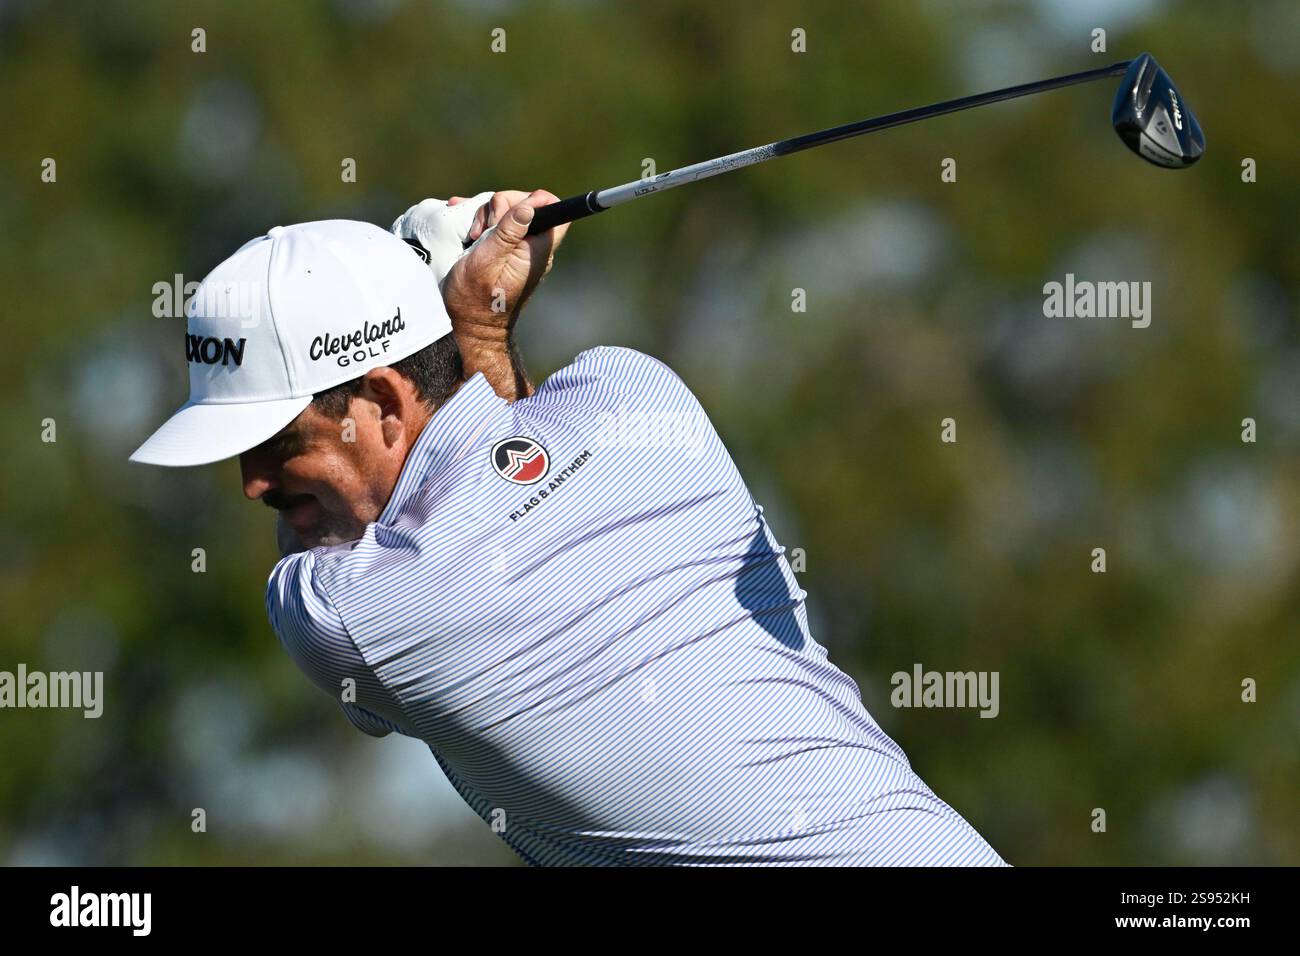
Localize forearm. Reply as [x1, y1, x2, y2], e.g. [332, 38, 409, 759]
[456, 330, 534, 401]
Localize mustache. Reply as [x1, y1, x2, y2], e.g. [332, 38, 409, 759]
[262, 490, 314, 512]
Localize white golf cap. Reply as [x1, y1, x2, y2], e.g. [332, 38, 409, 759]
[130, 220, 452, 467]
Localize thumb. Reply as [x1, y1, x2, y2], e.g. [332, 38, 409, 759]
[482, 200, 535, 258]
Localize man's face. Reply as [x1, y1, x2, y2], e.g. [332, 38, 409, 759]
[239, 375, 428, 553]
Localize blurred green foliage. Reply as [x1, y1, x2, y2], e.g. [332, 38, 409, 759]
[1, 0, 1296, 865]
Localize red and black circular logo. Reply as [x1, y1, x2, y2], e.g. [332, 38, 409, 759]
[491, 437, 549, 485]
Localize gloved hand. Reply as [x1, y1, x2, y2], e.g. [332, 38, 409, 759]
[390, 191, 494, 288]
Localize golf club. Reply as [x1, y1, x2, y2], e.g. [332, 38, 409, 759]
[524, 52, 1204, 236]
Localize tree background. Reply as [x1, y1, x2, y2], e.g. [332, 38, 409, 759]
[1, 0, 1296, 865]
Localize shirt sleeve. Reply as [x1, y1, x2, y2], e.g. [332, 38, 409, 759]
[267, 549, 402, 739]
[339, 701, 401, 738]
[533, 345, 700, 415]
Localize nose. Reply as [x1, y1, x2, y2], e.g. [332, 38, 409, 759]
[239, 452, 278, 501]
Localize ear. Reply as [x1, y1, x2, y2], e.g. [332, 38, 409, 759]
[359, 367, 425, 448]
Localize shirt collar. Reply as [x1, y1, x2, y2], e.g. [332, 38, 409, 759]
[379, 372, 507, 524]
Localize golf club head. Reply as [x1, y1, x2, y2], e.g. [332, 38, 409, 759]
[1111, 52, 1205, 168]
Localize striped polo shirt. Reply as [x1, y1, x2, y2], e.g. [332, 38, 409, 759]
[267, 345, 1005, 866]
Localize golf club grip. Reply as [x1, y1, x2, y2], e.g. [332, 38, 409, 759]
[527, 192, 605, 235]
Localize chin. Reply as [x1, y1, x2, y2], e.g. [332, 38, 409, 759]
[312, 528, 359, 548]
[276, 512, 365, 556]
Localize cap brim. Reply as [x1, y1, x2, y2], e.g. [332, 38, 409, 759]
[129, 396, 314, 467]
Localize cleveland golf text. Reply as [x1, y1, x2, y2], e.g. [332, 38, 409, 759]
[311, 309, 406, 365]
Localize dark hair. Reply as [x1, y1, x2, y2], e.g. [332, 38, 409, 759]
[311, 334, 463, 419]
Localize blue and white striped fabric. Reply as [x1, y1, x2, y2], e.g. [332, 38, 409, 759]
[267, 346, 1006, 866]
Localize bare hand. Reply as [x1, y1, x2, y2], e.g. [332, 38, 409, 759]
[442, 189, 570, 346]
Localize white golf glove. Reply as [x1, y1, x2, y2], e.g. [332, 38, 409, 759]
[390, 191, 494, 288]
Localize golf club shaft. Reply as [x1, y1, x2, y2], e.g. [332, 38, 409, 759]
[527, 59, 1132, 235]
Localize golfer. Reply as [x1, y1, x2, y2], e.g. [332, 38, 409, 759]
[132, 190, 1005, 866]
